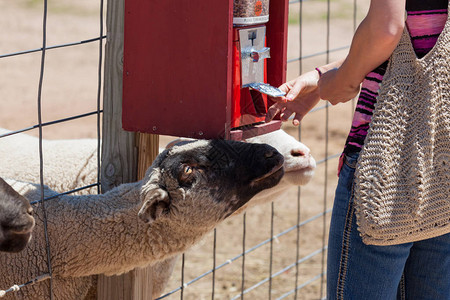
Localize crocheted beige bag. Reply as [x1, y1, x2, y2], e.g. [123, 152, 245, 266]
[354, 8, 450, 246]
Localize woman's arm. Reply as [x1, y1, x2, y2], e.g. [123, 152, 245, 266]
[266, 0, 407, 125]
[318, 0, 406, 104]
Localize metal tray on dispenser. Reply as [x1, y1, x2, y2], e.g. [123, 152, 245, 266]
[244, 82, 286, 97]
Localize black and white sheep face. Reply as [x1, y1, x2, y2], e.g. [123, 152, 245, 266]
[0, 178, 35, 252]
[139, 139, 284, 226]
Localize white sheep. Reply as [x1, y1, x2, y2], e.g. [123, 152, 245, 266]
[0, 128, 316, 298]
[0, 139, 284, 300]
[237, 129, 316, 213]
[0, 128, 98, 195]
[0, 177, 35, 253]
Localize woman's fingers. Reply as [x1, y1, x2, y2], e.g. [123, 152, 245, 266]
[280, 108, 294, 121]
[285, 80, 305, 101]
[265, 102, 285, 122]
[292, 113, 303, 126]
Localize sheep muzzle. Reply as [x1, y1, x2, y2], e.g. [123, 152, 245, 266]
[0, 177, 35, 252]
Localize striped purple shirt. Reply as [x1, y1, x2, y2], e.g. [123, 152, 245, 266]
[339, 0, 448, 174]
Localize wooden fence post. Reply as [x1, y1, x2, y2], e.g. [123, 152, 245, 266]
[97, 0, 159, 297]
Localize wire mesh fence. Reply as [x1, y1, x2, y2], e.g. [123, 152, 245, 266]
[0, 0, 368, 299]
[0, 0, 104, 297]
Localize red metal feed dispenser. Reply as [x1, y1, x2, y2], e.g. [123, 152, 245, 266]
[122, 0, 288, 140]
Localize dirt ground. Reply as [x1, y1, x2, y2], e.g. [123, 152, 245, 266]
[0, 0, 369, 299]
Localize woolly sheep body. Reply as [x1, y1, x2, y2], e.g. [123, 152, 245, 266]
[0, 139, 284, 300]
[0, 128, 98, 195]
[0, 179, 144, 299]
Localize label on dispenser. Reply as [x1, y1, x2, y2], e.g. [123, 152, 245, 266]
[244, 82, 286, 98]
[233, 15, 269, 25]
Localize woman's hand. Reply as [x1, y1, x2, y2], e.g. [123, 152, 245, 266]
[265, 70, 321, 126]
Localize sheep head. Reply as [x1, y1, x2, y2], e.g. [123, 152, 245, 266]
[0, 177, 35, 252]
[138, 139, 284, 228]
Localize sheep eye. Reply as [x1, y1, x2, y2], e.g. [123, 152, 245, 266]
[179, 164, 196, 184]
[183, 165, 193, 175]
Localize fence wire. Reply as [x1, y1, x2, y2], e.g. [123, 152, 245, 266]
[0, 0, 104, 297]
[36, 0, 54, 297]
[294, 1, 304, 298]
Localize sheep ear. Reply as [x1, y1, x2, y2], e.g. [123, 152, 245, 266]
[138, 188, 170, 224]
[165, 138, 196, 149]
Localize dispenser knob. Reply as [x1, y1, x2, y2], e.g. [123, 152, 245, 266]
[244, 47, 271, 62]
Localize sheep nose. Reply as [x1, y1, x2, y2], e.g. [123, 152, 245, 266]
[290, 148, 307, 157]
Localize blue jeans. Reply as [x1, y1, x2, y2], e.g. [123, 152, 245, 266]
[327, 152, 450, 300]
